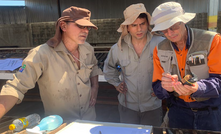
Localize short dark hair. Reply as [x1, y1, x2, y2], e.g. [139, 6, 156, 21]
[138, 13, 148, 23]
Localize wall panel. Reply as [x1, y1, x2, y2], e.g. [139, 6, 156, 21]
[25, 0, 59, 23]
[178, 0, 208, 13]
[0, 0, 215, 24]
[0, 7, 26, 24]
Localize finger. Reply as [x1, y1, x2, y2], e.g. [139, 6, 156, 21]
[162, 76, 173, 82]
[173, 82, 182, 94]
[120, 84, 124, 89]
[89, 100, 93, 106]
[151, 92, 156, 97]
[162, 72, 171, 77]
[161, 81, 174, 88]
[178, 83, 191, 95]
[117, 88, 123, 93]
[119, 86, 125, 92]
[162, 83, 173, 88]
[183, 85, 197, 94]
[171, 75, 179, 81]
[124, 85, 128, 91]
[161, 82, 174, 92]
[174, 83, 188, 95]
[120, 88, 126, 94]
[119, 82, 127, 92]
[90, 98, 96, 106]
[120, 89, 126, 93]
[173, 86, 182, 95]
[117, 87, 124, 93]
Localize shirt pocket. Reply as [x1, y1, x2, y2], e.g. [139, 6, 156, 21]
[158, 50, 173, 72]
[187, 51, 209, 79]
[147, 55, 153, 73]
[119, 60, 133, 76]
[78, 64, 94, 83]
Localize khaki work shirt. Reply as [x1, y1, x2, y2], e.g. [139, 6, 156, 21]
[0, 41, 102, 121]
[103, 33, 164, 112]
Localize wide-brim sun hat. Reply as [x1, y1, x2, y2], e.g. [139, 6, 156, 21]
[151, 2, 196, 32]
[117, 3, 152, 36]
[117, 3, 152, 49]
[117, 3, 151, 33]
[47, 6, 97, 47]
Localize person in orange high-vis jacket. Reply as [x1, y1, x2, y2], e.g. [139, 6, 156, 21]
[151, 2, 221, 131]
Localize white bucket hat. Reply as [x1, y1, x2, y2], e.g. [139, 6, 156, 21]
[151, 2, 196, 32]
[117, 3, 152, 49]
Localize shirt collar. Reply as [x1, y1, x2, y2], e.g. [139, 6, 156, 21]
[54, 41, 91, 60]
[171, 25, 191, 51]
[54, 41, 68, 52]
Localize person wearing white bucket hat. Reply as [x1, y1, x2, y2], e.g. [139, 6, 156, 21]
[151, 2, 221, 131]
[103, 3, 164, 125]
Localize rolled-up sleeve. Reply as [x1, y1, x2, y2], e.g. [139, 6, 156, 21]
[0, 48, 45, 103]
[90, 52, 103, 77]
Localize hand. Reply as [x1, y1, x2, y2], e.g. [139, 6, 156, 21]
[151, 88, 156, 97]
[161, 72, 178, 92]
[89, 87, 98, 107]
[173, 82, 198, 96]
[115, 82, 127, 95]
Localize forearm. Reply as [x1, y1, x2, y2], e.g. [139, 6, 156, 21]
[192, 74, 221, 98]
[90, 75, 99, 89]
[152, 80, 171, 99]
[89, 76, 99, 106]
[0, 95, 18, 119]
